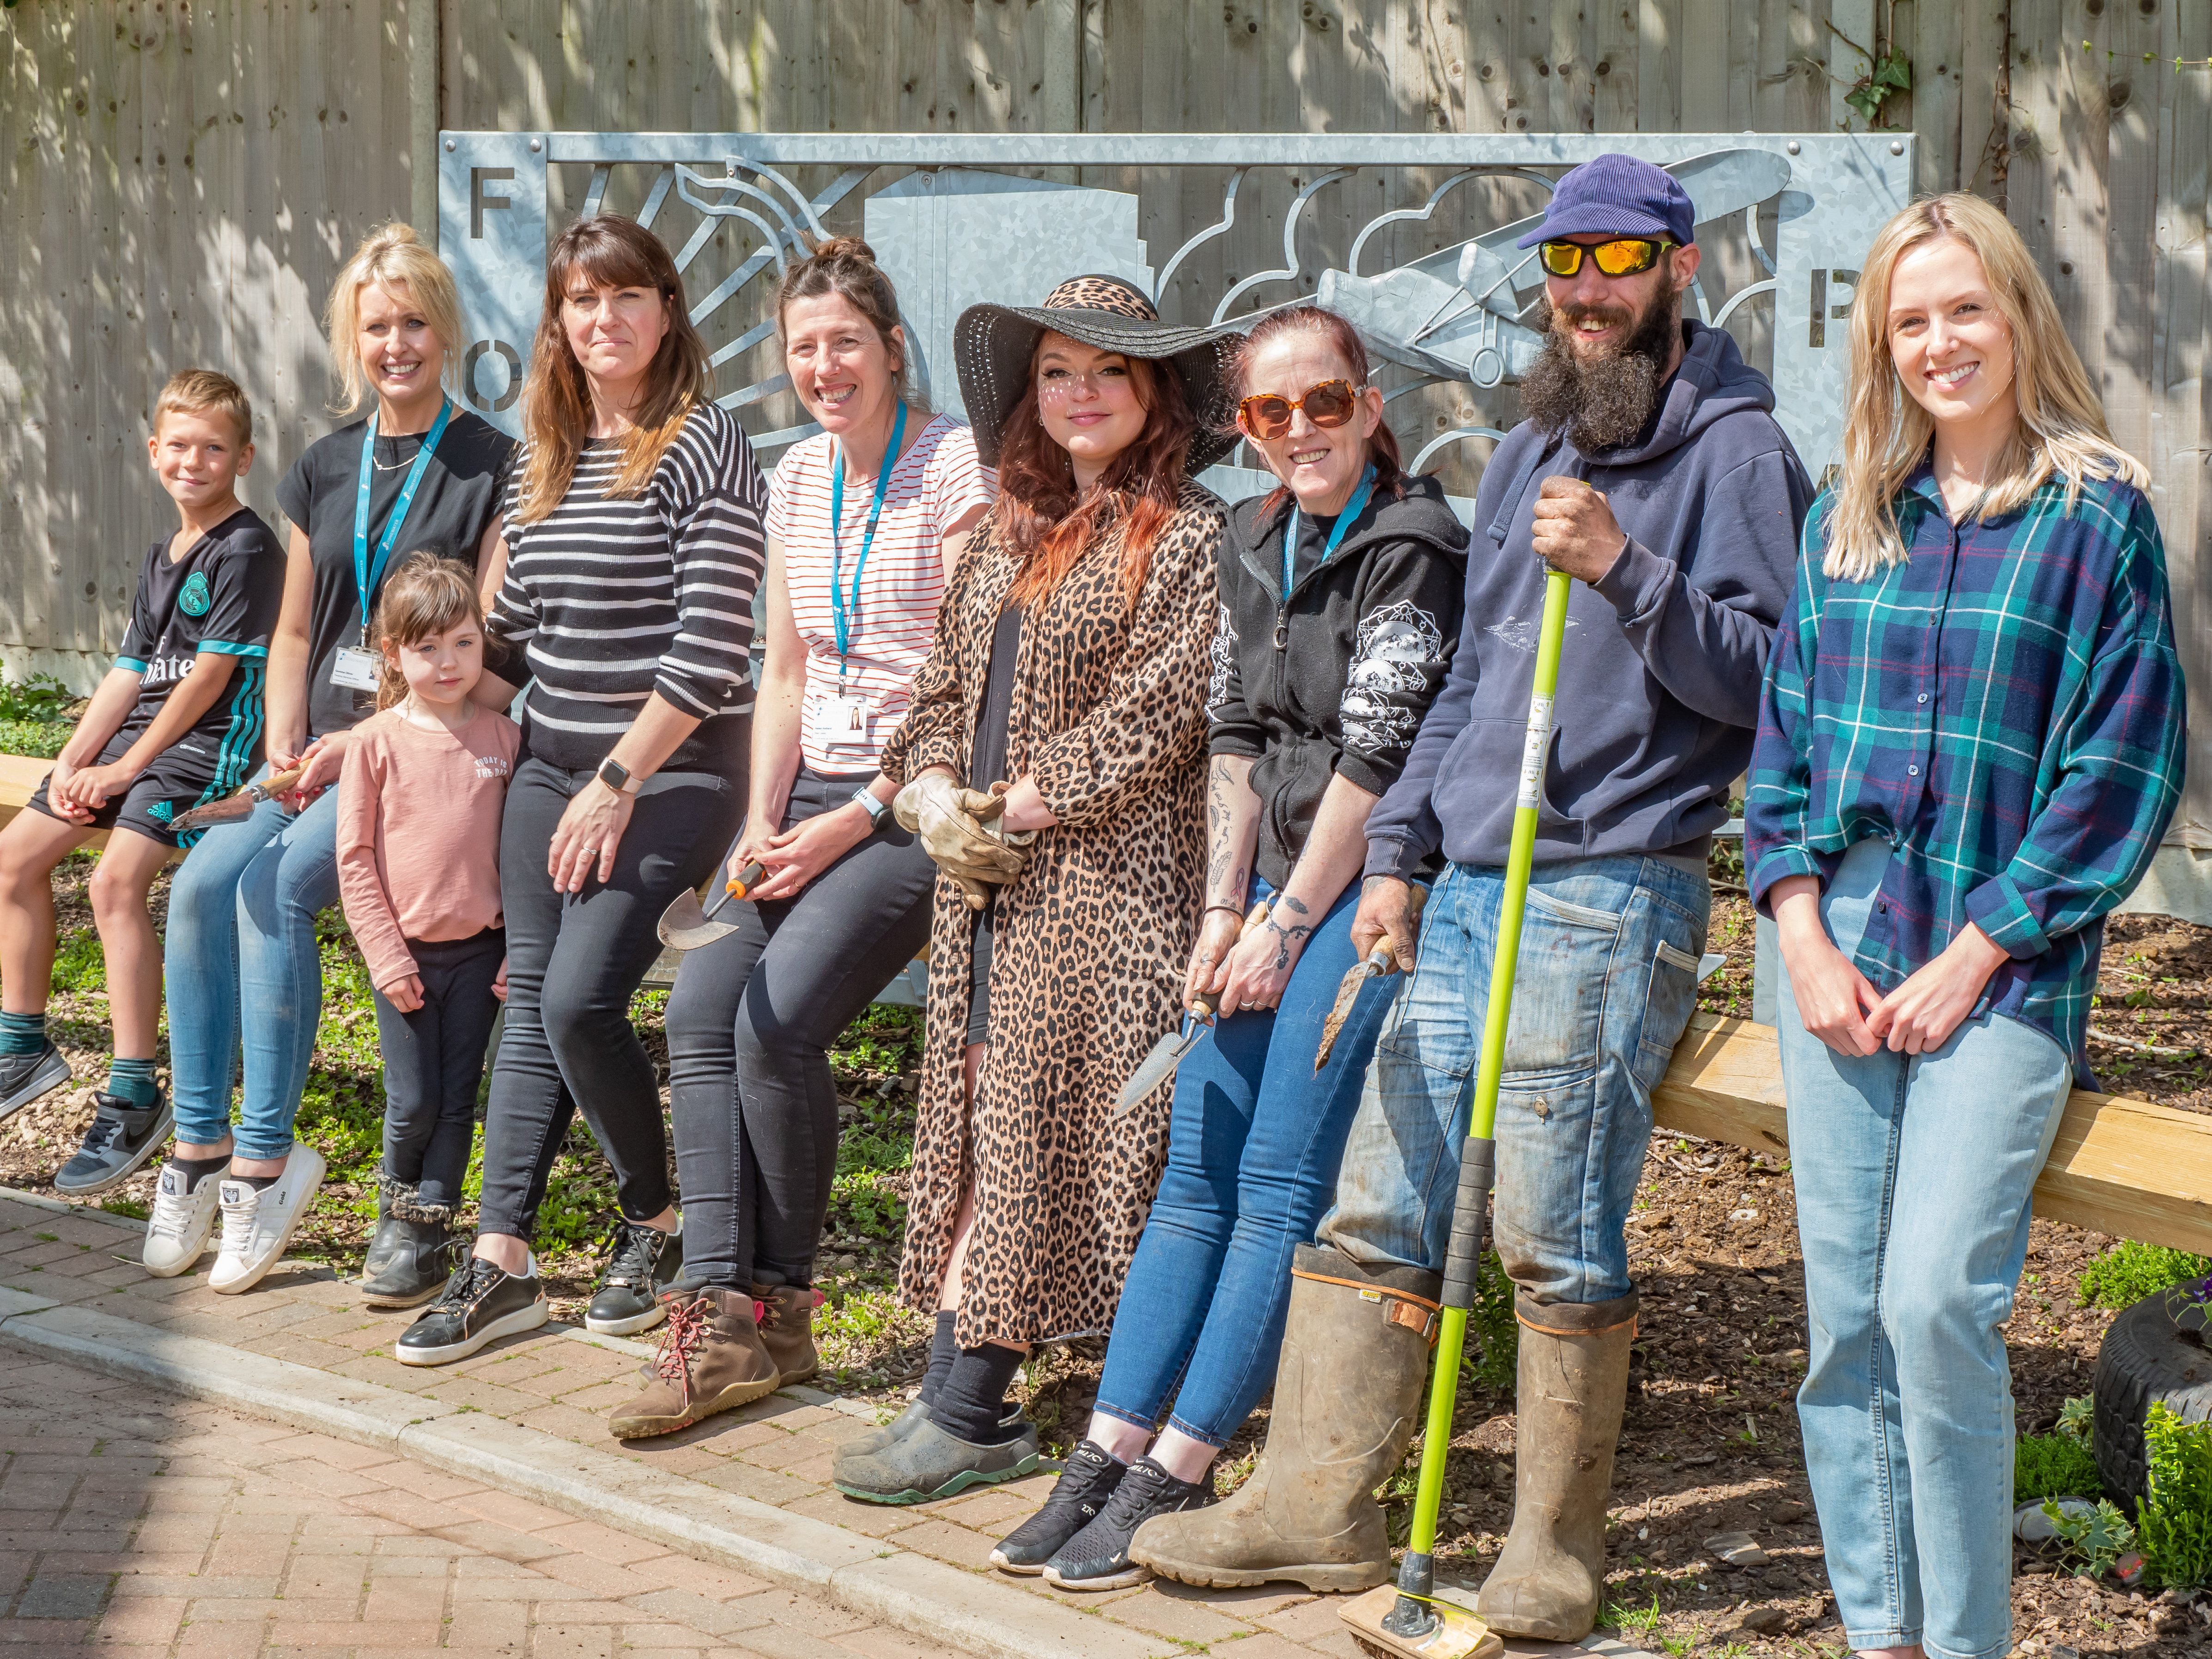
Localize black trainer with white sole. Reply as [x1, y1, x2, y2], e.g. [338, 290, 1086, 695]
[54, 1089, 172, 1196]
[1042, 1455, 1213, 1590]
[991, 1439, 1130, 1574]
[0, 1045, 70, 1121]
[395, 1256, 548, 1366]
[584, 1220, 682, 1336]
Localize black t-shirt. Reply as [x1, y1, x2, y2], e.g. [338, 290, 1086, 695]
[115, 506, 287, 759]
[1287, 507, 1340, 590]
[969, 603, 1024, 791]
[276, 409, 516, 739]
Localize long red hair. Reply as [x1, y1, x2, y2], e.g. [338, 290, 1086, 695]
[997, 344, 1196, 609]
[1231, 306, 1406, 521]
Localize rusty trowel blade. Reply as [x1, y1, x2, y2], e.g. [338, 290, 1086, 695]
[1314, 953, 1386, 1074]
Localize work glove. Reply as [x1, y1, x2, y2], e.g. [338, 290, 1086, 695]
[893, 772, 1038, 910]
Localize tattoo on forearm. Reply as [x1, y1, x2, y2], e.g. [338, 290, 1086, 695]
[1278, 894, 1309, 918]
[1263, 918, 1313, 970]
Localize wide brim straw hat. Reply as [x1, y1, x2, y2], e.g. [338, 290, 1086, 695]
[954, 275, 1241, 475]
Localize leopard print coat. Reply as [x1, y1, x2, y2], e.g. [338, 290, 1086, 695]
[880, 480, 1226, 1347]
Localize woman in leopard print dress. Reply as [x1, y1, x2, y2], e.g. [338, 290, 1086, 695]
[834, 277, 1234, 1504]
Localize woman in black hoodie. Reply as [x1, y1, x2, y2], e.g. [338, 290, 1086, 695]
[991, 306, 1468, 1588]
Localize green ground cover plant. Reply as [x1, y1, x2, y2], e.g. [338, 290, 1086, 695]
[2139, 1402, 2212, 1589]
[2078, 1239, 2212, 1310]
[0, 671, 76, 760]
[2016, 1431, 2102, 1506]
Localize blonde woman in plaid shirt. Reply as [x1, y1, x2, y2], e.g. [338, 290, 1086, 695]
[1745, 194, 2183, 1659]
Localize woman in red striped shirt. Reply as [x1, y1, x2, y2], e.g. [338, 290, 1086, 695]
[612, 238, 995, 1438]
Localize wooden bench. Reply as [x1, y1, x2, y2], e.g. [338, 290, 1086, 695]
[1654, 1011, 2212, 1254]
[0, 751, 182, 857]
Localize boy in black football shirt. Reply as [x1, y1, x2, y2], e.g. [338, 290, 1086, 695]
[0, 371, 286, 1192]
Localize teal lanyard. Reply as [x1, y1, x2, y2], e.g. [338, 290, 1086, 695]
[352, 399, 452, 642]
[1284, 463, 1376, 599]
[829, 401, 907, 686]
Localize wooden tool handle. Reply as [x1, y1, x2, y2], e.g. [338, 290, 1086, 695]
[724, 860, 767, 901]
[258, 765, 305, 796]
[1373, 879, 1430, 969]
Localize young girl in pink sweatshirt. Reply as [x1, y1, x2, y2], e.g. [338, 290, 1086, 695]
[337, 554, 518, 1306]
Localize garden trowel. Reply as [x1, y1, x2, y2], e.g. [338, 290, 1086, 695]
[1313, 881, 1428, 1073]
[656, 854, 768, 950]
[1111, 899, 1270, 1117]
[169, 766, 305, 834]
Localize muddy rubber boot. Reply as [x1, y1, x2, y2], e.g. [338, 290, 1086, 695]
[1130, 1244, 1442, 1592]
[608, 1286, 782, 1439]
[753, 1282, 823, 1385]
[1474, 1291, 1638, 1641]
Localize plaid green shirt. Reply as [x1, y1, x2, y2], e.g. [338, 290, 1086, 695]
[1746, 465, 2183, 1082]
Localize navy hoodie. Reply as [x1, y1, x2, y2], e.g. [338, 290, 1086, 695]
[1365, 321, 1812, 877]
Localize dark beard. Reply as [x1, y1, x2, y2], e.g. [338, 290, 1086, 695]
[1519, 280, 1684, 452]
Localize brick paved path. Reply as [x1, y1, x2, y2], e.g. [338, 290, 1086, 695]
[0, 1193, 1407, 1657]
[0, 1349, 972, 1657]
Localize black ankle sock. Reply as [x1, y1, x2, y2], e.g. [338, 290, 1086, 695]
[239, 1173, 280, 1192]
[169, 1154, 229, 1190]
[933, 1341, 1025, 1446]
[918, 1311, 959, 1409]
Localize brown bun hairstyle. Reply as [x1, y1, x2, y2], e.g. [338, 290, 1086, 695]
[515, 215, 712, 523]
[774, 236, 917, 408]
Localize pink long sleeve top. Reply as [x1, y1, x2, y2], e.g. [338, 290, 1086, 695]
[335, 705, 520, 996]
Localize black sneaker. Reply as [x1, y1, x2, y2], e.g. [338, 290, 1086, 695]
[0, 1044, 70, 1121]
[395, 1255, 547, 1366]
[584, 1220, 682, 1336]
[990, 1440, 1129, 1574]
[54, 1089, 172, 1195]
[1042, 1455, 1212, 1590]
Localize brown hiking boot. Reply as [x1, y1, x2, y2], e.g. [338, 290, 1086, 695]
[753, 1282, 823, 1386]
[1474, 1291, 1638, 1641]
[1130, 1245, 1441, 1592]
[608, 1286, 780, 1440]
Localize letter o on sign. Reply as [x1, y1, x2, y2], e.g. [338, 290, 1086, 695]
[464, 339, 523, 413]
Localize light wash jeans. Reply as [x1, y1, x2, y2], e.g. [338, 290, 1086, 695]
[1318, 854, 1708, 1306]
[1780, 839, 2071, 1659]
[1093, 875, 1394, 1448]
[163, 767, 340, 1161]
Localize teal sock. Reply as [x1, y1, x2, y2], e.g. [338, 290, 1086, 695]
[0, 1012, 45, 1058]
[104, 1058, 158, 1110]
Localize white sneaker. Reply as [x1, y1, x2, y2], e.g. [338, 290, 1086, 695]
[208, 1145, 328, 1294]
[142, 1162, 222, 1277]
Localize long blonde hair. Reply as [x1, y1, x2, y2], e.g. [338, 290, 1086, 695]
[1827, 192, 2147, 581]
[323, 224, 465, 416]
[516, 215, 711, 523]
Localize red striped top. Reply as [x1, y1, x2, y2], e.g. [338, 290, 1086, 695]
[767, 414, 996, 773]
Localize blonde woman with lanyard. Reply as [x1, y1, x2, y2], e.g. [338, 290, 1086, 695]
[151, 223, 512, 1295]
[610, 238, 992, 1437]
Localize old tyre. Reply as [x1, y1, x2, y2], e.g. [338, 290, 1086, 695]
[2090, 1288, 2212, 1507]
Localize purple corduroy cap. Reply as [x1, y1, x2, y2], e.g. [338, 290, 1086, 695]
[1515, 154, 1696, 249]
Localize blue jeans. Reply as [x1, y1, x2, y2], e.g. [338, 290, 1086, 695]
[1781, 839, 2071, 1659]
[1318, 855, 1708, 1304]
[164, 770, 340, 1161]
[1094, 876, 1393, 1448]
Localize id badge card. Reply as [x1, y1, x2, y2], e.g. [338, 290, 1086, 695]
[814, 691, 870, 751]
[330, 646, 382, 692]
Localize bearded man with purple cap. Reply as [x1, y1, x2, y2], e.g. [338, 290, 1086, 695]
[1130, 154, 1813, 1636]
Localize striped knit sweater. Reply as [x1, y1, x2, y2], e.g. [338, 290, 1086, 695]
[489, 402, 767, 774]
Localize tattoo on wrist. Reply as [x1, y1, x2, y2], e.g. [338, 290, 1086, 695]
[1278, 894, 1310, 918]
[1263, 918, 1313, 971]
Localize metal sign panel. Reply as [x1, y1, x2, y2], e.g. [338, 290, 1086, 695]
[437, 132, 1913, 485]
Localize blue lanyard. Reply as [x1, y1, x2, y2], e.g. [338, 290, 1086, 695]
[829, 401, 907, 682]
[353, 399, 452, 641]
[1284, 463, 1376, 599]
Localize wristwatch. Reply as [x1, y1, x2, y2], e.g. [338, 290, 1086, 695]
[851, 787, 890, 829]
[596, 757, 643, 795]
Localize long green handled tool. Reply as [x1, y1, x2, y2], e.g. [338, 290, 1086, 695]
[1341, 561, 1574, 1659]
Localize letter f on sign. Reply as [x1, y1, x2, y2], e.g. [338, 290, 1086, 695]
[472, 167, 515, 240]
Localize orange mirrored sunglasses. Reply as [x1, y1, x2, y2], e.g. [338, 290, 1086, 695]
[1537, 237, 1675, 279]
[1236, 378, 1367, 442]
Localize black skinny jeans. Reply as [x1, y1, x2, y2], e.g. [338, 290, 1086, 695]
[371, 926, 506, 1209]
[664, 769, 936, 1290]
[476, 755, 743, 1243]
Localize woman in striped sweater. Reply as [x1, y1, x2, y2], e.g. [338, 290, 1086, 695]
[609, 239, 995, 1437]
[397, 214, 767, 1367]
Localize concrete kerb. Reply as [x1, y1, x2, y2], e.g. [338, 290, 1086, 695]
[0, 1294, 1177, 1659]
